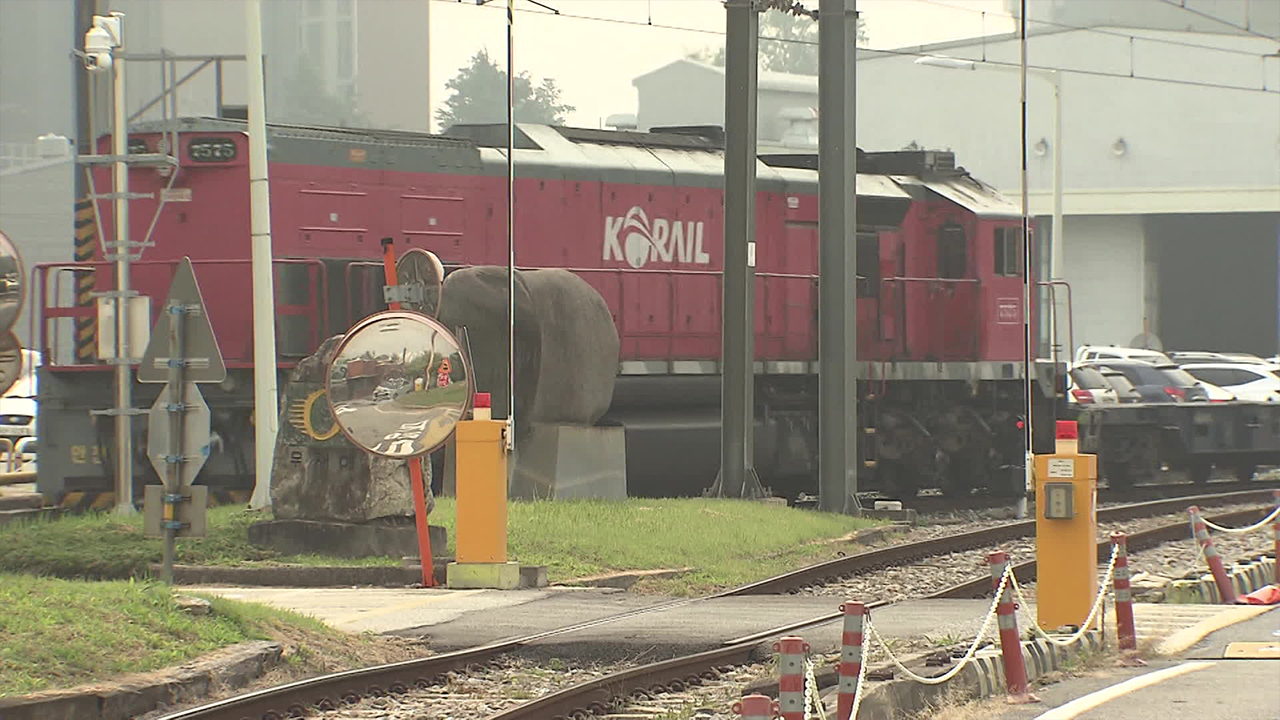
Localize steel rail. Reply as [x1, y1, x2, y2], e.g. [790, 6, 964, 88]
[157, 492, 1276, 720]
[725, 487, 1279, 595]
[492, 505, 1272, 720]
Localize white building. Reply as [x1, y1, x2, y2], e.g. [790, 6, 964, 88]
[632, 1, 1280, 357]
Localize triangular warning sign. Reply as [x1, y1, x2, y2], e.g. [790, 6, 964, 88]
[138, 257, 227, 384]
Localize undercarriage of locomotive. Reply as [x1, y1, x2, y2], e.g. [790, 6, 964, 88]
[753, 376, 1028, 500]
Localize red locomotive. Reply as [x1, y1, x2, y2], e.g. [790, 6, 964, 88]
[34, 118, 1045, 502]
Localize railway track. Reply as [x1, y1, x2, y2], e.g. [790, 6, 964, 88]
[158, 487, 1279, 720]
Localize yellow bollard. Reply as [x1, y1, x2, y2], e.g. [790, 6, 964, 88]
[447, 394, 521, 589]
[1033, 420, 1098, 630]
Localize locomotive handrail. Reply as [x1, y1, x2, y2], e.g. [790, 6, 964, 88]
[1038, 280, 1075, 370]
[32, 258, 329, 368]
[881, 276, 981, 284]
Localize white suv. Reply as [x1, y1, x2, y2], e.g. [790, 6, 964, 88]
[1180, 363, 1280, 403]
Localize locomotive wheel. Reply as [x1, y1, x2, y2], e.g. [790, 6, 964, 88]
[1103, 459, 1134, 490]
[876, 458, 921, 500]
[940, 454, 975, 496]
[1234, 463, 1257, 482]
[1188, 460, 1212, 484]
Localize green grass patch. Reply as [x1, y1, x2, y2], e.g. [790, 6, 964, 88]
[0, 506, 399, 580]
[436, 497, 884, 595]
[0, 573, 341, 697]
[2, 498, 883, 596]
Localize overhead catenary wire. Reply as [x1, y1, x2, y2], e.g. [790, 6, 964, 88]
[1154, 0, 1279, 41]
[914, 0, 1276, 57]
[440, 0, 1279, 94]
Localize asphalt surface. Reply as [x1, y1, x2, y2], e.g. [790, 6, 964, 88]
[975, 605, 1280, 720]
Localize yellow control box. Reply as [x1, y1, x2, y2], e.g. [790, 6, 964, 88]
[453, 419, 509, 564]
[1033, 445, 1098, 630]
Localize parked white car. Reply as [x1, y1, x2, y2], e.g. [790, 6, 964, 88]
[1180, 363, 1280, 403]
[1074, 345, 1172, 366]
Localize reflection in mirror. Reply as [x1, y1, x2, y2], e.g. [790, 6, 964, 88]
[395, 249, 445, 317]
[0, 332, 24, 397]
[0, 230, 24, 335]
[326, 311, 471, 457]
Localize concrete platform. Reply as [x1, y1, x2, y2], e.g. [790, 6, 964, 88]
[187, 583, 994, 662]
[186, 581, 1280, 668]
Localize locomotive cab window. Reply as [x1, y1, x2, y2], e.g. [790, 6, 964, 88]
[994, 227, 1022, 277]
[856, 232, 880, 298]
[937, 223, 967, 279]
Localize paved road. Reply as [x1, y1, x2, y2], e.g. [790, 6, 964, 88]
[977, 605, 1280, 720]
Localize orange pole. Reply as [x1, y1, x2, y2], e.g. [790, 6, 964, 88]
[381, 237, 401, 310]
[380, 237, 435, 587]
[409, 459, 435, 587]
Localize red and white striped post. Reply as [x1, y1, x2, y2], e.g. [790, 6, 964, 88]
[773, 636, 809, 720]
[1188, 506, 1237, 604]
[837, 601, 865, 720]
[1272, 490, 1279, 585]
[733, 694, 779, 719]
[1110, 532, 1137, 651]
[988, 551, 1037, 703]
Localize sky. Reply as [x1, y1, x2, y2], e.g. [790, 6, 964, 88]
[426, 0, 1016, 130]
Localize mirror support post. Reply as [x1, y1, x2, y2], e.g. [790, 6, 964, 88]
[380, 237, 436, 588]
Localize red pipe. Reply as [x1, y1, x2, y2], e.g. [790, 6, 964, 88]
[837, 601, 864, 720]
[1188, 506, 1235, 603]
[988, 551, 1035, 702]
[773, 636, 808, 720]
[1110, 532, 1137, 651]
[733, 694, 779, 719]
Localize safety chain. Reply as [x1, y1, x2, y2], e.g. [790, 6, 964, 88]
[1009, 544, 1118, 647]
[803, 658, 828, 720]
[1202, 506, 1280, 534]
[862, 564, 1010, 686]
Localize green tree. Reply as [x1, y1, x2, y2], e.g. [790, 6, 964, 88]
[688, 10, 869, 75]
[283, 62, 366, 128]
[435, 49, 575, 129]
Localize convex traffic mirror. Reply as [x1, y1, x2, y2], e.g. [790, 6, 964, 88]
[325, 310, 471, 458]
[0, 230, 24, 340]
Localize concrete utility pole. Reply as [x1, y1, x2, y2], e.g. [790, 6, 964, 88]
[817, 0, 859, 514]
[73, 0, 97, 202]
[246, 0, 279, 508]
[713, 0, 764, 499]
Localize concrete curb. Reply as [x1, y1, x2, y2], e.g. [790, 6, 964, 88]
[0, 641, 282, 720]
[839, 631, 1106, 717]
[1165, 555, 1276, 604]
[156, 560, 452, 587]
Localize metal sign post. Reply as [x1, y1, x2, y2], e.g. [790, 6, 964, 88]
[141, 257, 224, 582]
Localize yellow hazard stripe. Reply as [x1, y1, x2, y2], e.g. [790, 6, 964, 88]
[73, 197, 99, 362]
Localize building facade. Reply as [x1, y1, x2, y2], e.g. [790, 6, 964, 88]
[0, 0, 434, 348]
[631, 11, 1280, 357]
